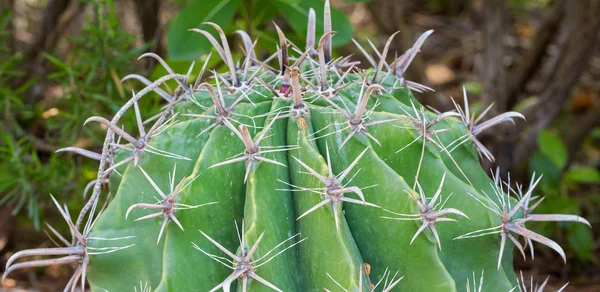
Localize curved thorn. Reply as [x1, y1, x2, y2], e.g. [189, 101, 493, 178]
[430, 111, 462, 128]
[170, 214, 184, 231]
[396, 30, 434, 79]
[210, 156, 248, 169]
[255, 111, 281, 145]
[352, 38, 377, 68]
[373, 31, 400, 83]
[291, 156, 329, 185]
[498, 232, 506, 270]
[273, 23, 288, 75]
[430, 225, 442, 250]
[429, 172, 447, 205]
[133, 100, 146, 138]
[138, 166, 167, 199]
[383, 276, 404, 292]
[325, 142, 333, 177]
[121, 74, 172, 102]
[138, 53, 190, 93]
[509, 224, 566, 263]
[235, 30, 257, 81]
[435, 217, 459, 223]
[410, 221, 429, 245]
[338, 197, 378, 208]
[203, 22, 239, 86]
[44, 223, 70, 247]
[354, 84, 385, 120]
[125, 203, 162, 219]
[306, 8, 317, 57]
[102, 156, 134, 179]
[138, 53, 175, 75]
[56, 147, 102, 161]
[527, 214, 591, 228]
[5, 247, 84, 271]
[3, 255, 80, 282]
[330, 186, 365, 202]
[333, 202, 340, 231]
[507, 233, 527, 261]
[323, 0, 332, 63]
[297, 199, 331, 221]
[157, 217, 168, 244]
[48, 195, 83, 244]
[246, 232, 265, 259]
[194, 52, 212, 88]
[248, 270, 283, 292]
[433, 208, 469, 219]
[80, 259, 87, 292]
[337, 147, 369, 182]
[135, 212, 164, 222]
[256, 157, 286, 168]
[472, 111, 526, 136]
[235, 30, 257, 64]
[210, 268, 246, 292]
[84, 117, 143, 148]
[317, 31, 337, 91]
[63, 266, 80, 292]
[199, 82, 226, 114]
[189, 28, 226, 61]
[199, 230, 242, 262]
[557, 282, 569, 292]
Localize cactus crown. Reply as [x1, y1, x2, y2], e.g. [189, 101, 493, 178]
[3, 1, 589, 291]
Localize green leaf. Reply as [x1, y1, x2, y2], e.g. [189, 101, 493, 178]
[564, 167, 600, 184]
[528, 151, 560, 194]
[537, 130, 568, 170]
[250, 0, 279, 27]
[462, 81, 483, 96]
[43, 53, 70, 71]
[274, 0, 353, 47]
[166, 0, 239, 60]
[567, 224, 593, 261]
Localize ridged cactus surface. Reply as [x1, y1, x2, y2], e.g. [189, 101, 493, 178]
[3, 1, 590, 291]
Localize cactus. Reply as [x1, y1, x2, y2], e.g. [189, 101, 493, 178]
[3, 1, 591, 291]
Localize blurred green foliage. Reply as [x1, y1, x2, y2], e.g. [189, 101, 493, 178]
[529, 130, 599, 261]
[166, 0, 353, 61]
[0, 0, 152, 229]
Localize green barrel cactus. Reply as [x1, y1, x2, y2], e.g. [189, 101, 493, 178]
[3, 1, 590, 291]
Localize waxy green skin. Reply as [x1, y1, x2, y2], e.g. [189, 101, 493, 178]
[88, 100, 270, 291]
[87, 76, 520, 291]
[154, 101, 271, 291]
[369, 87, 520, 288]
[240, 100, 299, 292]
[88, 117, 210, 291]
[287, 115, 368, 291]
[331, 83, 517, 291]
[365, 111, 514, 291]
[310, 106, 456, 292]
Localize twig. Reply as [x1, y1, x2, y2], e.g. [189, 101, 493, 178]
[506, 0, 564, 109]
[507, 0, 600, 171]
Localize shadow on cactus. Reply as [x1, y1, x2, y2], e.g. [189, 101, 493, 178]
[2, 1, 591, 291]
